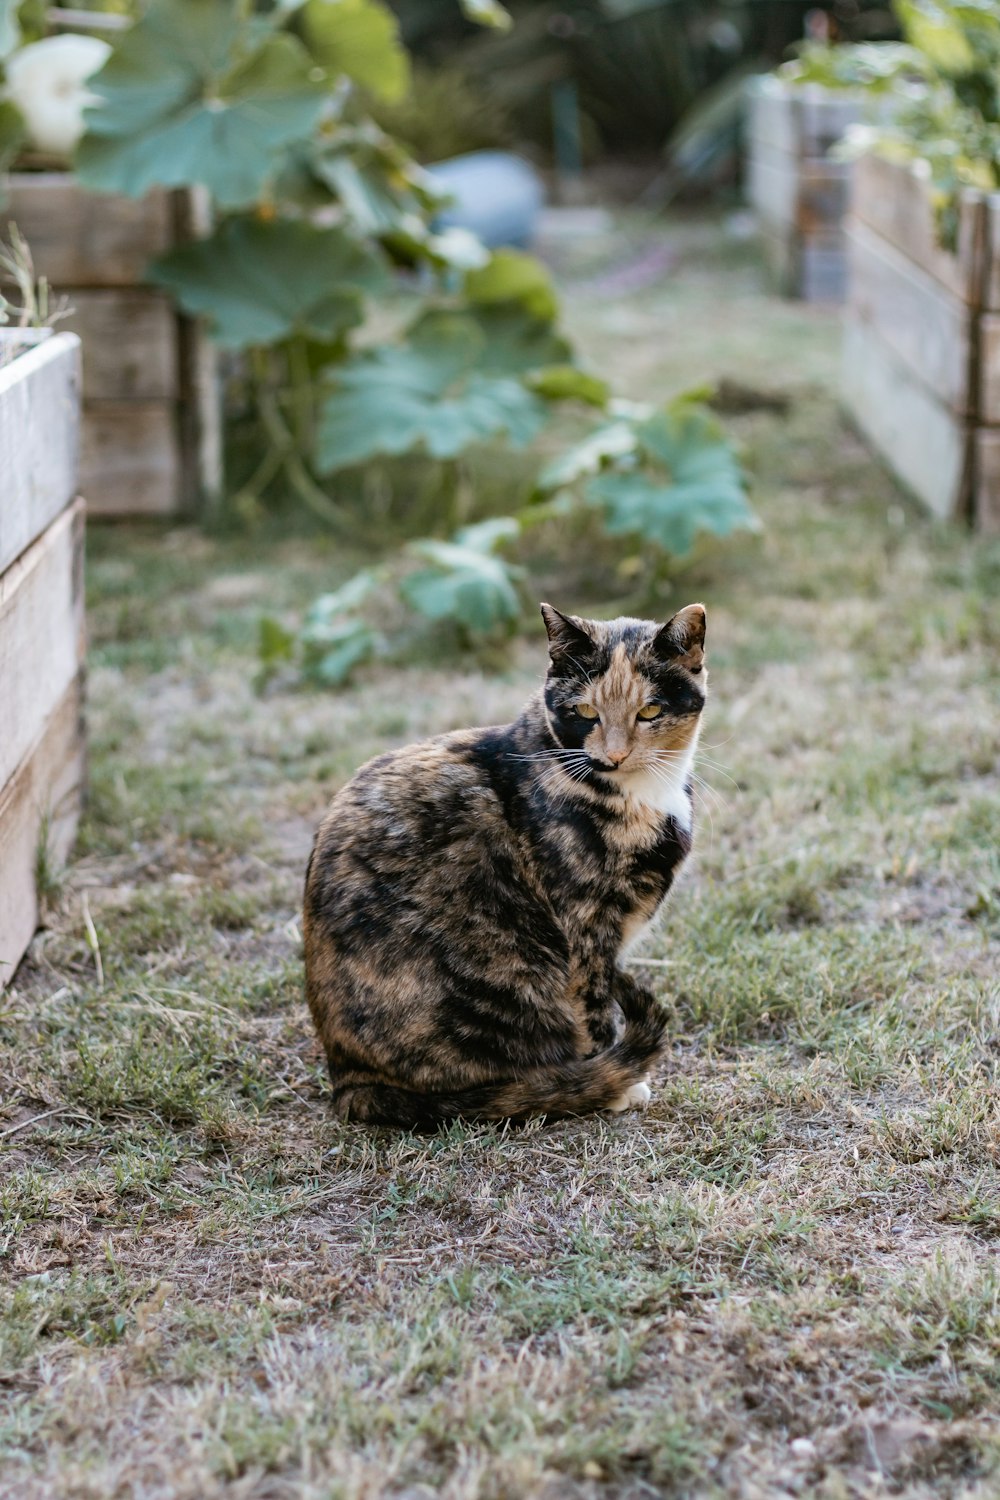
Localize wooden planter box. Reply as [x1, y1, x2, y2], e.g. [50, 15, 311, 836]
[1, 174, 221, 517]
[0, 330, 85, 986]
[745, 76, 858, 303]
[842, 153, 1000, 531]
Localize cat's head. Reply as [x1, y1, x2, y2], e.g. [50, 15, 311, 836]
[539, 603, 706, 776]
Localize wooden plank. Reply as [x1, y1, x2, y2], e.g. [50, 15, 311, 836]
[797, 159, 851, 235]
[793, 86, 861, 155]
[850, 154, 984, 305]
[61, 290, 177, 401]
[0, 497, 85, 792]
[748, 144, 849, 234]
[977, 312, 1000, 425]
[0, 333, 80, 576]
[177, 316, 224, 508]
[973, 429, 1000, 532]
[746, 77, 859, 158]
[0, 677, 85, 988]
[747, 151, 798, 230]
[746, 78, 798, 157]
[842, 316, 970, 521]
[81, 401, 179, 517]
[799, 238, 847, 303]
[2, 173, 172, 288]
[982, 195, 1000, 312]
[846, 220, 974, 414]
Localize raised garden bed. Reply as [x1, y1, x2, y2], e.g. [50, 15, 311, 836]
[745, 75, 858, 303]
[0, 329, 84, 986]
[842, 153, 1000, 531]
[1, 175, 221, 517]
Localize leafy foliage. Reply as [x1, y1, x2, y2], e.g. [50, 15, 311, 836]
[150, 218, 388, 347]
[0, 0, 753, 666]
[402, 519, 524, 632]
[296, 0, 409, 102]
[316, 309, 563, 470]
[539, 397, 756, 558]
[76, 1, 328, 206]
[788, 0, 1000, 248]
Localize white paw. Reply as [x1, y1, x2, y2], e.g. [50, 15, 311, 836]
[607, 1080, 652, 1113]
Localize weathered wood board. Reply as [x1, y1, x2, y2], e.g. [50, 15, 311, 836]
[974, 429, 1000, 532]
[0, 498, 86, 793]
[842, 317, 970, 522]
[745, 77, 857, 303]
[0, 677, 85, 987]
[2, 173, 173, 288]
[62, 290, 177, 401]
[0, 333, 81, 575]
[748, 142, 850, 232]
[977, 312, 1000, 425]
[850, 154, 984, 306]
[845, 220, 974, 414]
[747, 76, 859, 156]
[1, 175, 222, 515]
[80, 402, 178, 517]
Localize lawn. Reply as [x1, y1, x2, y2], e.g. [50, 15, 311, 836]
[2, 213, 999, 1500]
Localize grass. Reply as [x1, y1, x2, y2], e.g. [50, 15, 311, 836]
[2, 213, 1000, 1499]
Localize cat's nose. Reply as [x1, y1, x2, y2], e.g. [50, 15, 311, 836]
[605, 746, 632, 766]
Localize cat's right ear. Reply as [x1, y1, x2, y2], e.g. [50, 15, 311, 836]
[540, 604, 594, 664]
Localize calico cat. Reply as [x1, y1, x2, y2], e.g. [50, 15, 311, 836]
[303, 601, 707, 1127]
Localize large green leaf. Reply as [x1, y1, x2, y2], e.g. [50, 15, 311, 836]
[402, 536, 524, 633]
[316, 310, 547, 471]
[585, 470, 754, 556]
[582, 403, 755, 557]
[149, 217, 387, 347]
[301, 615, 378, 685]
[298, 0, 408, 101]
[537, 420, 638, 489]
[76, 0, 327, 207]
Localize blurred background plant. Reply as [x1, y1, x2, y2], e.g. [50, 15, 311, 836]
[0, 0, 769, 677]
[791, 0, 1000, 247]
[394, 0, 897, 168]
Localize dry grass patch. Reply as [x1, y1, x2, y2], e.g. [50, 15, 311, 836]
[1, 215, 999, 1499]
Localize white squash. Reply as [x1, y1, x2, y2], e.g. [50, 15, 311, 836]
[5, 34, 111, 158]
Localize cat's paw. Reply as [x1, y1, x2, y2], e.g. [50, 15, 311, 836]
[607, 1080, 652, 1113]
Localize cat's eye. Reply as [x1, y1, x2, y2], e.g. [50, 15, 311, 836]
[637, 704, 663, 721]
[574, 703, 599, 720]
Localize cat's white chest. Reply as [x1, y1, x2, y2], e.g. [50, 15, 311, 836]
[616, 754, 694, 833]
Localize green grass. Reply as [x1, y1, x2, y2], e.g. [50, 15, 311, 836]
[2, 215, 999, 1499]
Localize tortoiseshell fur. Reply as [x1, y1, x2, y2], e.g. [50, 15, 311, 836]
[303, 603, 708, 1127]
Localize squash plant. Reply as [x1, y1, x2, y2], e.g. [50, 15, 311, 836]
[1, 0, 757, 674]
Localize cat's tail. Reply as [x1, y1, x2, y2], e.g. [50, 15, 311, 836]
[329, 1002, 666, 1128]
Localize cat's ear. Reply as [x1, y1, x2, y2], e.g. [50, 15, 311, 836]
[653, 603, 706, 672]
[540, 603, 595, 663]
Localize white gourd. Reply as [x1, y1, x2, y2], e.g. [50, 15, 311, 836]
[5, 34, 111, 158]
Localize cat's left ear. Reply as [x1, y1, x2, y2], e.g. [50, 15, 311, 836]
[540, 603, 595, 662]
[653, 603, 706, 672]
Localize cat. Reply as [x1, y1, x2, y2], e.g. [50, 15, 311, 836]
[303, 601, 707, 1127]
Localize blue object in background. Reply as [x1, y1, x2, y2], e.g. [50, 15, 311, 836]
[425, 151, 545, 249]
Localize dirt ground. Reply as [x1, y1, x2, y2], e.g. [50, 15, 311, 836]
[2, 213, 999, 1499]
